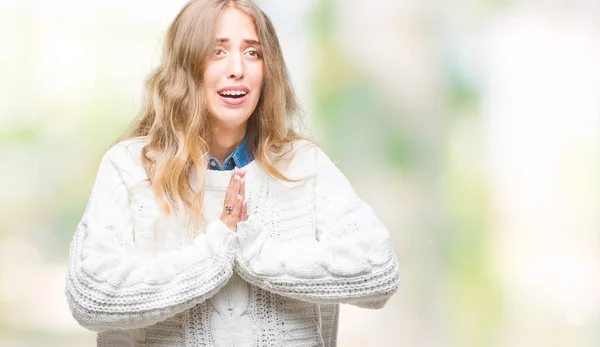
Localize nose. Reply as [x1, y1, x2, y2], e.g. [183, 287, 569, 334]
[227, 52, 244, 80]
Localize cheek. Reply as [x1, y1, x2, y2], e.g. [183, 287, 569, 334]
[251, 64, 264, 91]
[257, 64, 264, 85]
[202, 65, 221, 90]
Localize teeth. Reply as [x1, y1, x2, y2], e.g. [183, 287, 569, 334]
[219, 90, 247, 96]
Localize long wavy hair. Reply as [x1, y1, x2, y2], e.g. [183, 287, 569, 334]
[123, 0, 309, 228]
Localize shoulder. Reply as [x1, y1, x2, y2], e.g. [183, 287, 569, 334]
[273, 139, 336, 178]
[289, 139, 335, 167]
[103, 137, 147, 165]
[100, 136, 149, 186]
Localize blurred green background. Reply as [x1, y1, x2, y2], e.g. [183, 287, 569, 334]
[1, 0, 598, 346]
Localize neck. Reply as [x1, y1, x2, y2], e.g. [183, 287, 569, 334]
[209, 125, 247, 164]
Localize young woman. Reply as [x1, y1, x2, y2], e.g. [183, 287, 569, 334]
[65, 0, 399, 346]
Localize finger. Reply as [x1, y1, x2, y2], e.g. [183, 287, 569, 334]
[241, 200, 248, 221]
[239, 177, 245, 201]
[233, 174, 242, 195]
[224, 175, 240, 208]
[225, 170, 236, 197]
[237, 167, 247, 178]
[228, 168, 237, 185]
[230, 175, 242, 193]
[232, 194, 243, 218]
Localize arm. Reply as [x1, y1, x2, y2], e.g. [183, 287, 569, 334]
[233, 147, 399, 308]
[65, 146, 237, 332]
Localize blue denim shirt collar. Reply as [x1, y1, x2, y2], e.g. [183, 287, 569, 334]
[207, 134, 253, 171]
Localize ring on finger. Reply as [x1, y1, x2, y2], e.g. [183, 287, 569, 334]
[225, 204, 233, 214]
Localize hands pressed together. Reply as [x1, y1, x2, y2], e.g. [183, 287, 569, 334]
[220, 167, 248, 232]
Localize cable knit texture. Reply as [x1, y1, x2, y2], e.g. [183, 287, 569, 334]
[65, 137, 400, 346]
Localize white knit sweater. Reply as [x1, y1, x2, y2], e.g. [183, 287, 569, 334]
[66, 138, 399, 347]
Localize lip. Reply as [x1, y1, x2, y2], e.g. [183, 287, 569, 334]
[219, 93, 248, 106]
[217, 85, 250, 106]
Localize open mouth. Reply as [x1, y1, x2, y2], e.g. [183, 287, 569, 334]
[218, 90, 248, 99]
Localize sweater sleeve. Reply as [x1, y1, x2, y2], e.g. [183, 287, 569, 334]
[65, 147, 237, 332]
[233, 147, 399, 309]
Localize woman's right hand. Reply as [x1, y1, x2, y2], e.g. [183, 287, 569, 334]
[220, 167, 248, 232]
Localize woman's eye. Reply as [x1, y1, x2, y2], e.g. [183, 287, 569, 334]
[246, 50, 262, 58]
[214, 49, 225, 56]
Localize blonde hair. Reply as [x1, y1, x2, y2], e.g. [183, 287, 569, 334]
[123, 0, 309, 227]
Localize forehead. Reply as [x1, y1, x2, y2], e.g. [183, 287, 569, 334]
[215, 7, 258, 39]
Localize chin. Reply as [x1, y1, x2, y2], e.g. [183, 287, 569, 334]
[212, 109, 253, 129]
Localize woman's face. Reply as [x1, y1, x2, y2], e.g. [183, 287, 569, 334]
[203, 7, 264, 132]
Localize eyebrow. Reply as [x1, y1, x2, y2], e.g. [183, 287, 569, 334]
[215, 38, 261, 45]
